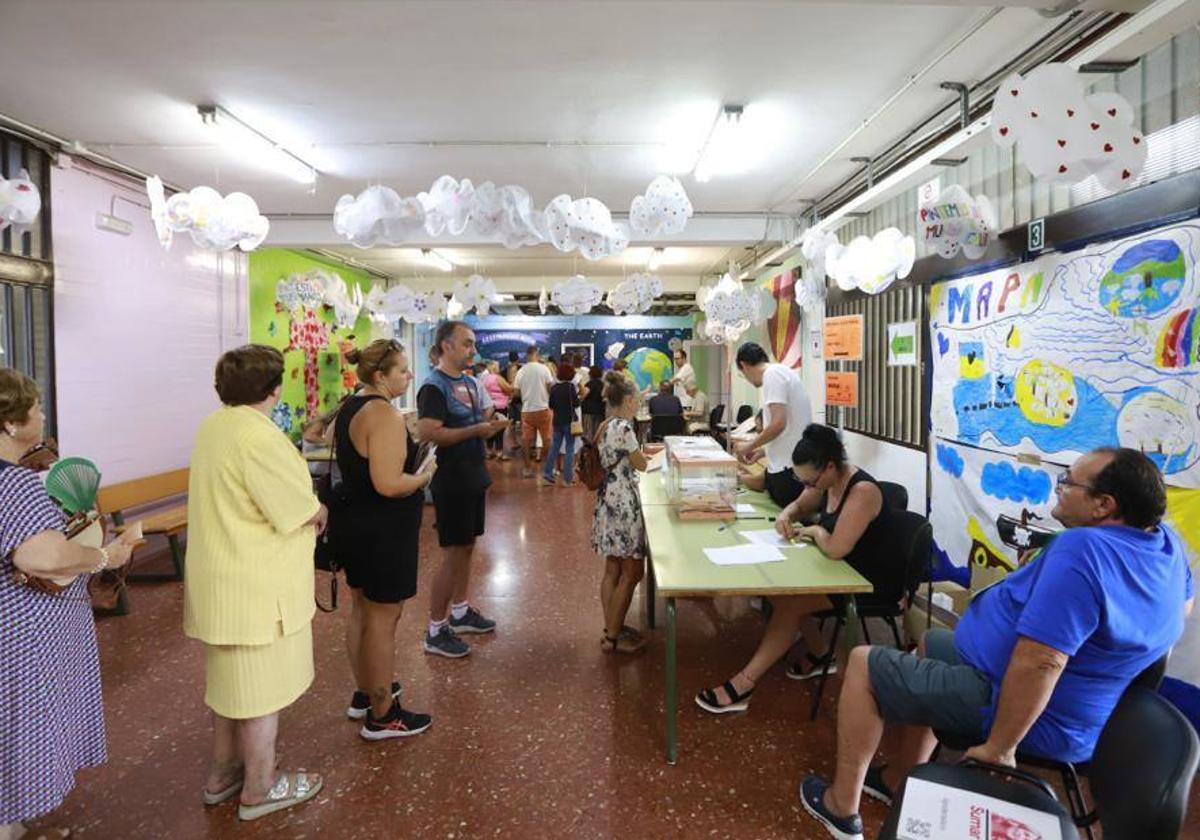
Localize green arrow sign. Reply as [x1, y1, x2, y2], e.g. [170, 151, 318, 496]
[890, 334, 914, 356]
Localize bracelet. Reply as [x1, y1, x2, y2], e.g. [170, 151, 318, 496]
[91, 546, 110, 575]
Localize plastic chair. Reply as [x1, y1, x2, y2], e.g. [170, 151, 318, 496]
[735, 404, 753, 424]
[809, 511, 932, 720]
[1088, 686, 1200, 839]
[648, 414, 685, 442]
[878, 760, 1075, 839]
[877, 480, 908, 511]
[931, 654, 1170, 839]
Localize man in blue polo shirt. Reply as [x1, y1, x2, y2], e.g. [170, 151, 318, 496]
[801, 447, 1194, 840]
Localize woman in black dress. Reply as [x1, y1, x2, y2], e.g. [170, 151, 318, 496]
[332, 340, 435, 740]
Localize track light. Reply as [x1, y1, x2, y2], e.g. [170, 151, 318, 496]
[197, 105, 317, 185]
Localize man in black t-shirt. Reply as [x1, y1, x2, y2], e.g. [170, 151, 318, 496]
[417, 321, 509, 658]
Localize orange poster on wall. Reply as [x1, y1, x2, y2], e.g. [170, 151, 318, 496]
[823, 315, 863, 361]
[826, 372, 859, 407]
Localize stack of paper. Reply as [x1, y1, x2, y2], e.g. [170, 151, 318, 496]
[704, 545, 785, 566]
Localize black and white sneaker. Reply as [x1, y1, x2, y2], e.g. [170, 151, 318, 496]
[346, 681, 402, 720]
[799, 775, 863, 840]
[360, 700, 432, 741]
[424, 625, 470, 658]
[448, 606, 496, 635]
[862, 764, 894, 806]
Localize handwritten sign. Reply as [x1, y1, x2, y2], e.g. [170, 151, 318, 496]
[826, 372, 859, 407]
[823, 315, 863, 361]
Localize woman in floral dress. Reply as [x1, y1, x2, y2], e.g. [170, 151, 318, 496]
[591, 373, 649, 654]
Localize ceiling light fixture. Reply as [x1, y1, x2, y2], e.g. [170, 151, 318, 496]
[420, 248, 454, 272]
[693, 104, 745, 183]
[197, 105, 318, 185]
[647, 247, 665, 271]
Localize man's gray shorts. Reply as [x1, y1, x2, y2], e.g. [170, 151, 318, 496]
[866, 627, 992, 741]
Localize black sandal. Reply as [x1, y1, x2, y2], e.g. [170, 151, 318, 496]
[601, 632, 645, 655]
[786, 652, 837, 681]
[694, 680, 754, 714]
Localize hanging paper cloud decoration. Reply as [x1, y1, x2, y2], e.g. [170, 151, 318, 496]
[147, 179, 269, 252]
[629, 176, 693, 238]
[362, 284, 386, 317]
[544, 195, 630, 260]
[320, 273, 364, 328]
[607, 272, 664, 315]
[0, 169, 41, 232]
[697, 272, 777, 344]
[550, 275, 604, 315]
[918, 185, 997, 260]
[470, 182, 548, 249]
[419, 175, 475, 237]
[276, 270, 328, 311]
[451, 274, 499, 317]
[333, 185, 425, 248]
[990, 62, 1147, 191]
[826, 228, 916, 294]
[800, 228, 838, 283]
[605, 341, 625, 361]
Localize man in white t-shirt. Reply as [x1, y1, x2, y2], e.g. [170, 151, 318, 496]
[513, 346, 554, 478]
[684, 384, 709, 434]
[733, 341, 812, 508]
[670, 349, 696, 408]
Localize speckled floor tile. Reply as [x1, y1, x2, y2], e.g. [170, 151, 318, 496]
[29, 460, 1200, 838]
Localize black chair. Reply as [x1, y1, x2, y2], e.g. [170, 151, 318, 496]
[878, 760, 1075, 839]
[648, 414, 686, 442]
[808, 510, 932, 720]
[1089, 686, 1200, 839]
[735, 404, 753, 424]
[931, 654, 1170, 839]
[877, 480, 908, 511]
[703, 403, 727, 443]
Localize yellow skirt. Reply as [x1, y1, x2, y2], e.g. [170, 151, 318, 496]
[203, 622, 314, 719]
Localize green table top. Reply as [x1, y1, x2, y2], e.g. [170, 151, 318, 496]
[640, 487, 873, 598]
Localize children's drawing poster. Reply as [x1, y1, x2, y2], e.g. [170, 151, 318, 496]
[928, 221, 1200, 582]
[930, 439, 1063, 586]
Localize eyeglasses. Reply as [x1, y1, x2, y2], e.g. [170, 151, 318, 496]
[1055, 472, 1094, 493]
[796, 463, 829, 488]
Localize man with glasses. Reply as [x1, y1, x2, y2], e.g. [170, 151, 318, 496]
[800, 447, 1194, 840]
[417, 321, 509, 658]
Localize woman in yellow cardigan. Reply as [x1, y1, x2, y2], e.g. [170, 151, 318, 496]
[184, 345, 328, 822]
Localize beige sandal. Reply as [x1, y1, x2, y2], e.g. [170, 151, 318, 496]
[237, 770, 323, 821]
[202, 775, 244, 805]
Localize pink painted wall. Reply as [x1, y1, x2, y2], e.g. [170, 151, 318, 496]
[51, 156, 248, 484]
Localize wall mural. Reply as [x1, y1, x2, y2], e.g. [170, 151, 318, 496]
[928, 220, 1200, 584]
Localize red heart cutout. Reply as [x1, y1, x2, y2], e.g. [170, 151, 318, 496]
[1107, 108, 1117, 117]
[1030, 111, 1039, 118]
[1090, 122, 1100, 130]
[1058, 164, 1069, 173]
[1104, 143, 1113, 152]
[1057, 139, 1066, 147]
[1132, 136, 1141, 145]
[1066, 109, 1075, 117]
[999, 126, 1009, 136]
[1122, 169, 1131, 179]
[1010, 89, 1019, 97]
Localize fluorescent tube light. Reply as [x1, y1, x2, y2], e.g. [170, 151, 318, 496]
[421, 248, 454, 272]
[648, 248, 665, 270]
[198, 105, 317, 185]
[693, 104, 745, 183]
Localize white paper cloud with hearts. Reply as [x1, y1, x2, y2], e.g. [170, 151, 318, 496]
[0, 169, 41, 231]
[991, 63, 1147, 191]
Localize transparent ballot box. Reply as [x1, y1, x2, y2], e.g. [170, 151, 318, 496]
[663, 436, 738, 520]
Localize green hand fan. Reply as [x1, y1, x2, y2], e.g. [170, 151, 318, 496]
[45, 457, 102, 515]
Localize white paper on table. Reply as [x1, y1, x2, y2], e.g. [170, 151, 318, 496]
[703, 545, 785, 566]
[738, 528, 806, 549]
[735, 503, 757, 514]
[896, 777, 1064, 840]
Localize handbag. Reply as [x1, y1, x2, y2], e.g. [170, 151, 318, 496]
[312, 444, 340, 612]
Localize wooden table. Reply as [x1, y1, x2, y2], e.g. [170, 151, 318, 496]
[638, 472, 873, 763]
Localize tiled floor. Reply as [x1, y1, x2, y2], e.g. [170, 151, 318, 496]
[32, 460, 1200, 838]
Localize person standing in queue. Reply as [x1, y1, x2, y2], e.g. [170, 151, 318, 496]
[417, 321, 509, 658]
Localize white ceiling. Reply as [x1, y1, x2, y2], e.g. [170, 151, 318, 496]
[0, 0, 1112, 283]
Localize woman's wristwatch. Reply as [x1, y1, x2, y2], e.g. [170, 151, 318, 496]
[91, 546, 111, 574]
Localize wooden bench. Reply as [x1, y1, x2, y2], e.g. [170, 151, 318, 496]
[97, 468, 189, 583]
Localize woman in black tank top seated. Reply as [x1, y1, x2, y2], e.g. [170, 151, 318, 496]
[331, 339, 436, 741]
[696, 424, 894, 715]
